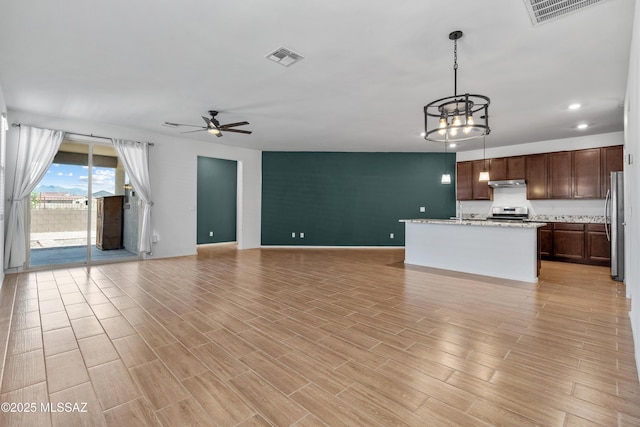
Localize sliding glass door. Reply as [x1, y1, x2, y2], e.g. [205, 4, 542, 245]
[28, 139, 139, 268]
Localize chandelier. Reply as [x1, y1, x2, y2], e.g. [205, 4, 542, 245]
[424, 30, 490, 143]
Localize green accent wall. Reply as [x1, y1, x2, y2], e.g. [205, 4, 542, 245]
[197, 156, 237, 244]
[262, 152, 456, 246]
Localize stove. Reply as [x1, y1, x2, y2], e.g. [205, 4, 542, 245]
[486, 206, 529, 221]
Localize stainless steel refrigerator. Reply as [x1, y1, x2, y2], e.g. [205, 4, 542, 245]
[605, 171, 624, 281]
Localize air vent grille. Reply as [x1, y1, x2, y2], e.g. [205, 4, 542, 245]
[523, 0, 610, 25]
[266, 47, 304, 67]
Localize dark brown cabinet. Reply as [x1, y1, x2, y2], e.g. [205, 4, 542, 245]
[472, 160, 491, 200]
[96, 196, 124, 250]
[573, 148, 602, 199]
[539, 222, 610, 266]
[586, 224, 611, 266]
[602, 145, 624, 196]
[538, 224, 553, 258]
[489, 157, 507, 181]
[456, 145, 622, 201]
[526, 153, 548, 199]
[456, 160, 492, 200]
[549, 151, 573, 199]
[552, 223, 585, 262]
[489, 156, 525, 181]
[456, 161, 473, 200]
[506, 156, 525, 179]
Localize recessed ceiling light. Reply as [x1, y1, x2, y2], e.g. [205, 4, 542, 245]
[568, 103, 582, 110]
[449, 143, 457, 148]
[576, 123, 588, 130]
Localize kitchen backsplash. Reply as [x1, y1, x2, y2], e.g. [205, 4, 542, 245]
[459, 185, 607, 221]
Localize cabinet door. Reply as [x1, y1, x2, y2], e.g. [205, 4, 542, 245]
[538, 224, 553, 259]
[526, 154, 548, 199]
[586, 224, 611, 266]
[573, 148, 601, 199]
[553, 223, 585, 262]
[489, 157, 507, 181]
[456, 162, 473, 200]
[549, 151, 573, 199]
[506, 156, 525, 180]
[602, 145, 623, 196]
[472, 160, 491, 200]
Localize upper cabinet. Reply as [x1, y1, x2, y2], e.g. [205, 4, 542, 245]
[506, 156, 525, 180]
[472, 160, 491, 200]
[602, 145, 624, 196]
[549, 151, 573, 199]
[573, 148, 602, 199]
[456, 161, 473, 200]
[489, 157, 507, 181]
[456, 160, 492, 200]
[525, 153, 549, 200]
[456, 145, 622, 201]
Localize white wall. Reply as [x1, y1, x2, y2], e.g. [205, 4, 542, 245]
[455, 132, 624, 217]
[0, 84, 6, 284]
[625, 0, 640, 381]
[3, 110, 262, 270]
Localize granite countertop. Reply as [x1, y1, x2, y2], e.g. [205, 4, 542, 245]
[400, 219, 547, 229]
[462, 214, 606, 224]
[527, 215, 605, 224]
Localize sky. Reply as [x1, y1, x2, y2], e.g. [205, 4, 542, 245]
[38, 163, 116, 194]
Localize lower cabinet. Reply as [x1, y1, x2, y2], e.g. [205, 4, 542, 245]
[539, 222, 610, 266]
[586, 224, 611, 266]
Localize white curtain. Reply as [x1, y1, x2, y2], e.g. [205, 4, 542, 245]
[112, 139, 153, 254]
[4, 126, 64, 269]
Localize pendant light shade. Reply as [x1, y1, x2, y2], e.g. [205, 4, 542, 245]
[478, 135, 490, 182]
[424, 31, 490, 144]
[441, 142, 451, 185]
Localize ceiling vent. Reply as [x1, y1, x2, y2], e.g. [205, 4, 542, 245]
[523, 0, 611, 26]
[266, 47, 304, 67]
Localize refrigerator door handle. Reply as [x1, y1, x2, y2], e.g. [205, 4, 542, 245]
[604, 189, 611, 241]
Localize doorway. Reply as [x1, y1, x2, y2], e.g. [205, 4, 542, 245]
[28, 140, 139, 268]
[197, 156, 238, 245]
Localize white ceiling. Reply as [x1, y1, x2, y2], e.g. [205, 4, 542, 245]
[0, 0, 635, 152]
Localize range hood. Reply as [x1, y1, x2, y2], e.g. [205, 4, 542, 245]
[488, 179, 526, 188]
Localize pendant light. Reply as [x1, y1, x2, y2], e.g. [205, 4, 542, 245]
[478, 136, 490, 182]
[424, 31, 490, 143]
[441, 142, 451, 184]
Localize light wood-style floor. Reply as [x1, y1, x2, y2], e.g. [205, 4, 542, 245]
[0, 244, 639, 426]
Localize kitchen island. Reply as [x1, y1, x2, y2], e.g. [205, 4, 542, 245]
[400, 219, 547, 283]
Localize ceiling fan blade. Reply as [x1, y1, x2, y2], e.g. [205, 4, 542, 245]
[180, 128, 207, 134]
[222, 129, 252, 134]
[164, 121, 204, 128]
[219, 121, 249, 128]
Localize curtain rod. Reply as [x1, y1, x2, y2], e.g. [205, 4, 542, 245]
[11, 123, 155, 146]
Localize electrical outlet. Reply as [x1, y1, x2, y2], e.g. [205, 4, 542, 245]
[390, 233, 394, 239]
[292, 232, 296, 238]
[419, 206, 426, 212]
[300, 232, 305, 238]
[209, 231, 213, 237]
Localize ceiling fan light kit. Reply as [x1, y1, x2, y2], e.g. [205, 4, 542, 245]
[163, 110, 252, 138]
[424, 30, 490, 144]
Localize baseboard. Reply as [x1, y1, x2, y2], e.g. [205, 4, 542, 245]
[0, 275, 18, 390]
[260, 245, 405, 249]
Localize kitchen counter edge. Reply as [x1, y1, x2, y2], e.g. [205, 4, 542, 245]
[399, 219, 548, 229]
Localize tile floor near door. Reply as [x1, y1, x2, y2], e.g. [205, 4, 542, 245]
[0, 244, 639, 426]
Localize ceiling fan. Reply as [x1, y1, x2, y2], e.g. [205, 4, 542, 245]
[163, 110, 252, 137]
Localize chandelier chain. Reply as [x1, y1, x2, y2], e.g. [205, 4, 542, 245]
[453, 38, 458, 95]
